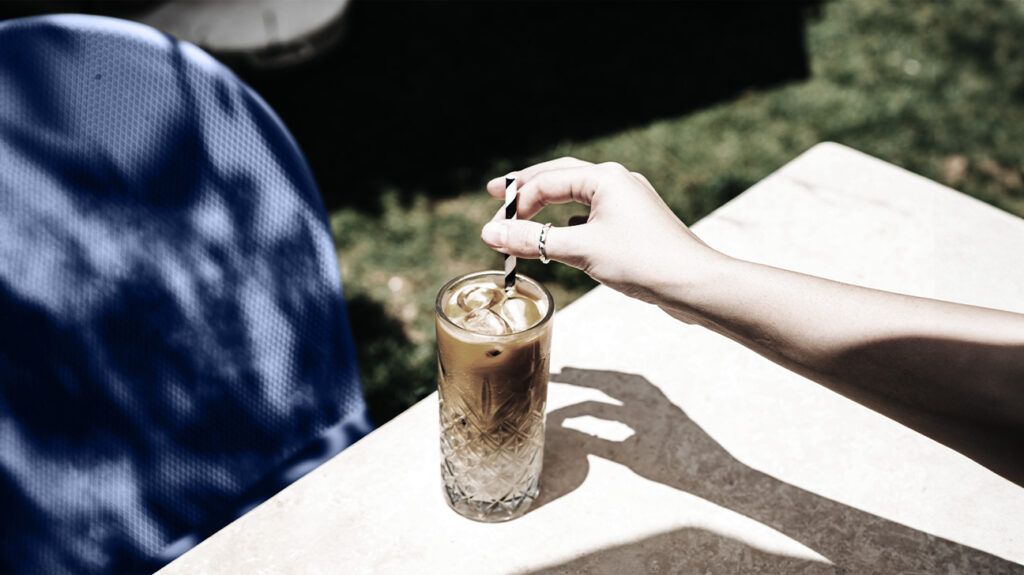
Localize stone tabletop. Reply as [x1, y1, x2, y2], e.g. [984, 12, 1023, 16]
[159, 143, 1024, 574]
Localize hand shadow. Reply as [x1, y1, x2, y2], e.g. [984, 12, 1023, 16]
[530, 368, 1022, 574]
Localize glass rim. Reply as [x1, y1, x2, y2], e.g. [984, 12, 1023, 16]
[435, 270, 554, 340]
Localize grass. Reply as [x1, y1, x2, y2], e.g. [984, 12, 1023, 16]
[330, 0, 1024, 425]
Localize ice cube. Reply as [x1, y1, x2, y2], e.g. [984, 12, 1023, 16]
[498, 296, 542, 333]
[456, 284, 505, 312]
[458, 308, 511, 336]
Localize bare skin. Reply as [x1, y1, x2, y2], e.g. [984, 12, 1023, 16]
[481, 157, 1024, 484]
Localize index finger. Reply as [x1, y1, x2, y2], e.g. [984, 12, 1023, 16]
[513, 162, 640, 219]
[486, 156, 593, 198]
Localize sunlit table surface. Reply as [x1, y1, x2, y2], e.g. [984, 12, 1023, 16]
[159, 143, 1024, 574]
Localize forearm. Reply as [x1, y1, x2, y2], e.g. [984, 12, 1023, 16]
[661, 254, 1024, 429]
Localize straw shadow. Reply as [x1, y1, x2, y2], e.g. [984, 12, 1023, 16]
[531, 368, 1022, 573]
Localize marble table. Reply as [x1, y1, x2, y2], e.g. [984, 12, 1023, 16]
[159, 143, 1024, 574]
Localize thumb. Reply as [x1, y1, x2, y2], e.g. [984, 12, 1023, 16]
[481, 220, 586, 267]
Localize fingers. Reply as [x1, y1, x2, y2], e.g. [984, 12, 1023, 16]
[486, 156, 593, 198]
[517, 164, 621, 219]
[550, 368, 650, 404]
[480, 219, 585, 267]
[487, 158, 652, 206]
[545, 402, 625, 459]
[513, 166, 596, 220]
[631, 171, 654, 190]
[514, 156, 594, 184]
[546, 401, 624, 426]
[490, 162, 636, 219]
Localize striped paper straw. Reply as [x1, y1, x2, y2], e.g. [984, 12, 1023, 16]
[503, 176, 518, 291]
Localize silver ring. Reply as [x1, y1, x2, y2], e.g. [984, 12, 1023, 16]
[538, 222, 552, 264]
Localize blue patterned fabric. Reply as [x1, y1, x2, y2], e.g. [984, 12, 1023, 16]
[0, 14, 370, 574]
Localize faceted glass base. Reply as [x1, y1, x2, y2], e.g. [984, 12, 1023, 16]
[438, 384, 546, 523]
[442, 475, 540, 522]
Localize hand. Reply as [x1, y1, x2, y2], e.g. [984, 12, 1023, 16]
[544, 368, 745, 496]
[542, 369, 1010, 572]
[482, 157, 725, 305]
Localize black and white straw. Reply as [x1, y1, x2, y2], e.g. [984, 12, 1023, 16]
[503, 176, 518, 291]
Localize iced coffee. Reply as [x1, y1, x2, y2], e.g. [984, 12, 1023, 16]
[435, 270, 553, 522]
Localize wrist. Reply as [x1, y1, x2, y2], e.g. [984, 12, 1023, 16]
[656, 244, 741, 326]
